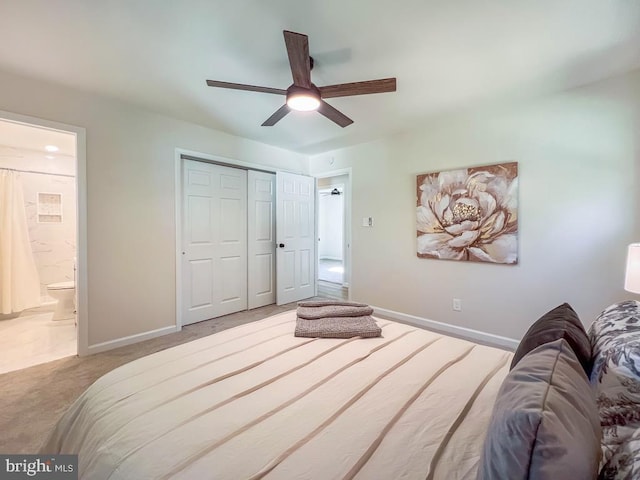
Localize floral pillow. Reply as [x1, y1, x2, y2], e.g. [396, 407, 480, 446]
[589, 300, 640, 479]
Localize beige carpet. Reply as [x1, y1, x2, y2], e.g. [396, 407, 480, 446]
[0, 301, 303, 454]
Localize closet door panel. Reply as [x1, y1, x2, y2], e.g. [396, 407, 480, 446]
[182, 160, 247, 324]
[276, 172, 316, 305]
[248, 170, 276, 309]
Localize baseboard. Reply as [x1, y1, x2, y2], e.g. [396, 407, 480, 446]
[319, 256, 343, 262]
[86, 325, 179, 355]
[372, 306, 519, 351]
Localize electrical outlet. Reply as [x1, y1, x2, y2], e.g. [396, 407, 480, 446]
[452, 298, 462, 312]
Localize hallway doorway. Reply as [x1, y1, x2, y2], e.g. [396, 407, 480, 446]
[316, 171, 351, 301]
[318, 185, 344, 284]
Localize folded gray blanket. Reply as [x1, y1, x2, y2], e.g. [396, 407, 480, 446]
[295, 316, 381, 339]
[297, 303, 374, 320]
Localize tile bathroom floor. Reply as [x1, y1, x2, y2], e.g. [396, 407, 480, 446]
[0, 310, 76, 374]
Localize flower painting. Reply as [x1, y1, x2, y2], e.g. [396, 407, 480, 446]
[416, 162, 518, 264]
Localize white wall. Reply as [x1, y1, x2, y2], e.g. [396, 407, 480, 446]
[0, 69, 308, 348]
[310, 69, 640, 340]
[318, 193, 343, 260]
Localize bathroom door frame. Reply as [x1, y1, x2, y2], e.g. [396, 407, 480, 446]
[0, 109, 88, 356]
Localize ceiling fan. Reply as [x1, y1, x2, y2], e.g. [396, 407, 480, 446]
[206, 30, 397, 128]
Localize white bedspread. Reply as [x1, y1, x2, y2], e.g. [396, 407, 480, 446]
[42, 312, 512, 479]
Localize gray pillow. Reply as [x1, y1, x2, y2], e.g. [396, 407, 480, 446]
[477, 339, 601, 480]
[510, 303, 592, 377]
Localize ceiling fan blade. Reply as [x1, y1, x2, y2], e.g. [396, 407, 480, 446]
[261, 104, 291, 126]
[206, 80, 286, 95]
[317, 101, 353, 128]
[319, 78, 397, 98]
[283, 30, 311, 88]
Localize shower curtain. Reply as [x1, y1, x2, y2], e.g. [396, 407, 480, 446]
[0, 169, 41, 314]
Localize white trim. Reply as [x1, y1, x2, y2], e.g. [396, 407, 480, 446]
[175, 151, 184, 330]
[372, 306, 519, 351]
[87, 325, 179, 355]
[0, 110, 89, 356]
[314, 168, 352, 301]
[176, 148, 306, 175]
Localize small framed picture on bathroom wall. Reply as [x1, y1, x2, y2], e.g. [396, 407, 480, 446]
[37, 192, 63, 223]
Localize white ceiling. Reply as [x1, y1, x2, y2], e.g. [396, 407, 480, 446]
[0, 119, 76, 157]
[0, 1, 638, 155]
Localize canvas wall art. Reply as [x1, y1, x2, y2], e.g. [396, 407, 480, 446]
[416, 162, 518, 264]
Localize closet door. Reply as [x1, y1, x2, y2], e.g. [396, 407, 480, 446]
[247, 170, 276, 309]
[182, 160, 247, 325]
[276, 171, 316, 305]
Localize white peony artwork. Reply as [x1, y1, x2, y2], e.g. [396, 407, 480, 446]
[416, 162, 518, 264]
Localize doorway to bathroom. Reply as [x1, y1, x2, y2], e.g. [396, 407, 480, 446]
[0, 116, 81, 374]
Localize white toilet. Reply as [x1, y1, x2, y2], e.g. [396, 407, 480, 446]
[47, 281, 76, 320]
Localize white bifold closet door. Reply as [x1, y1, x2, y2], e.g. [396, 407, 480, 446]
[181, 160, 248, 325]
[182, 160, 277, 325]
[276, 171, 316, 305]
[247, 170, 276, 309]
[182, 160, 314, 324]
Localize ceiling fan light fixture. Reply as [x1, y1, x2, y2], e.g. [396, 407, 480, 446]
[286, 92, 320, 111]
[205, 31, 396, 127]
[286, 85, 321, 112]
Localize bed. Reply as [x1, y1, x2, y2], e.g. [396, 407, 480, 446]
[41, 311, 513, 479]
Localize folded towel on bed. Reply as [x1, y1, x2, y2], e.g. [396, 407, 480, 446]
[295, 316, 382, 339]
[297, 300, 370, 308]
[297, 304, 374, 320]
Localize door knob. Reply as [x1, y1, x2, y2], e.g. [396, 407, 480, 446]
[279, 243, 285, 248]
